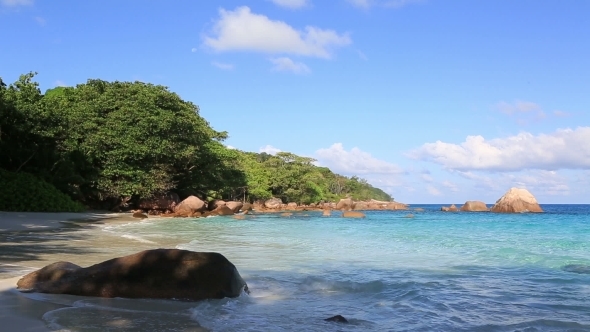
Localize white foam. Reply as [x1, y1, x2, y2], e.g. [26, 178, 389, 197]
[120, 234, 157, 244]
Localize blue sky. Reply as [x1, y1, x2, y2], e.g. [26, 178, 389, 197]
[2, 0, 589, 203]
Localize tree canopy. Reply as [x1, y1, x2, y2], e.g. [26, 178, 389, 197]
[0, 73, 393, 211]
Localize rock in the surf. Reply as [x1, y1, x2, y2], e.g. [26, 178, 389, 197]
[17, 249, 248, 301]
[491, 188, 543, 213]
[175, 196, 207, 215]
[225, 201, 243, 213]
[460, 201, 488, 212]
[342, 211, 365, 218]
[324, 315, 349, 323]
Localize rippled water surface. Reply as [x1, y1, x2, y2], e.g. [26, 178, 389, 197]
[13, 205, 590, 331]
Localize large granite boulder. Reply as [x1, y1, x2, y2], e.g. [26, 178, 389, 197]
[138, 192, 180, 211]
[491, 188, 543, 213]
[264, 197, 282, 209]
[17, 249, 248, 301]
[286, 202, 298, 210]
[208, 199, 226, 211]
[353, 202, 369, 210]
[336, 198, 354, 211]
[241, 203, 253, 212]
[460, 201, 488, 212]
[175, 196, 207, 215]
[225, 201, 243, 213]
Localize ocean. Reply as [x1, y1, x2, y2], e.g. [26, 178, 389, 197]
[11, 205, 590, 331]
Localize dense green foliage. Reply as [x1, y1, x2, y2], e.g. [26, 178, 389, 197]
[236, 152, 392, 204]
[0, 169, 84, 212]
[0, 73, 392, 211]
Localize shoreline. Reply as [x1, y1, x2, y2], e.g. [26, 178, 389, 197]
[0, 211, 140, 331]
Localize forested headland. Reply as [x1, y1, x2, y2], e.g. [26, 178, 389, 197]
[0, 73, 393, 212]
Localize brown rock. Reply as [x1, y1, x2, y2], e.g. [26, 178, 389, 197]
[138, 192, 180, 211]
[322, 209, 331, 217]
[17, 249, 248, 301]
[448, 204, 458, 212]
[460, 201, 489, 212]
[264, 198, 282, 209]
[226, 201, 243, 213]
[175, 196, 207, 215]
[241, 203, 253, 212]
[336, 198, 354, 211]
[132, 212, 148, 219]
[491, 188, 543, 213]
[208, 199, 226, 211]
[233, 215, 246, 220]
[353, 202, 369, 210]
[286, 202, 298, 210]
[414, 208, 425, 212]
[210, 206, 234, 216]
[342, 211, 366, 218]
[280, 212, 292, 217]
[441, 206, 450, 211]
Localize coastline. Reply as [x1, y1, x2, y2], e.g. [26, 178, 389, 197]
[0, 211, 138, 331]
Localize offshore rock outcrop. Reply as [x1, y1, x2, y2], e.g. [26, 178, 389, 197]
[491, 188, 543, 213]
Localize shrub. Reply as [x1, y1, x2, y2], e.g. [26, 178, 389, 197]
[0, 168, 85, 212]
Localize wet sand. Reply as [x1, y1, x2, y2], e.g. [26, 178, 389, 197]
[0, 212, 139, 331]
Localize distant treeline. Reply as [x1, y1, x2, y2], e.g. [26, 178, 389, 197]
[0, 73, 392, 212]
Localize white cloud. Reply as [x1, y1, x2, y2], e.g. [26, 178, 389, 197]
[226, 145, 237, 150]
[191, 47, 198, 53]
[1, 0, 33, 7]
[420, 172, 433, 182]
[202, 6, 351, 59]
[441, 180, 459, 192]
[211, 61, 234, 70]
[269, 0, 309, 9]
[270, 57, 310, 74]
[259, 145, 282, 155]
[495, 100, 546, 125]
[409, 127, 590, 171]
[315, 143, 403, 175]
[427, 185, 441, 196]
[54, 80, 67, 87]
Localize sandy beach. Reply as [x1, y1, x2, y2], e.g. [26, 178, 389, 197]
[0, 212, 138, 331]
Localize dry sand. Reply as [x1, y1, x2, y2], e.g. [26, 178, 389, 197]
[0, 211, 137, 331]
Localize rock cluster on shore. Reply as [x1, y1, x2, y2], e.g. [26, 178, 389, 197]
[132, 195, 408, 219]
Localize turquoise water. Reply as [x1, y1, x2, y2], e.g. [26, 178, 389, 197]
[41, 205, 590, 331]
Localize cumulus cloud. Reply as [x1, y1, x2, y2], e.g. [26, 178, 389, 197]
[211, 61, 234, 70]
[269, 0, 309, 9]
[270, 57, 310, 74]
[495, 100, 546, 125]
[409, 127, 590, 171]
[54, 80, 67, 87]
[259, 145, 282, 155]
[441, 180, 459, 192]
[316, 143, 403, 175]
[1, 0, 33, 6]
[202, 6, 351, 59]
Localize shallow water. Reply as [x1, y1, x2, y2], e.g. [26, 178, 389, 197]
[6, 205, 590, 331]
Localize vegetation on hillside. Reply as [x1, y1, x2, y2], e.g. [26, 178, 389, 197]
[0, 73, 392, 211]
